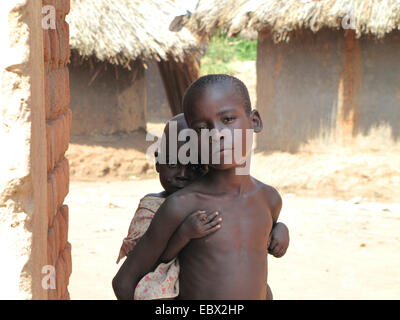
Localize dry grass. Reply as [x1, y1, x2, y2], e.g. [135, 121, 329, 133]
[184, 0, 400, 41]
[68, 0, 203, 65]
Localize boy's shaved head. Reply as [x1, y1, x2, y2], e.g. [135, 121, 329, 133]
[182, 74, 252, 118]
[157, 113, 189, 164]
[163, 113, 188, 137]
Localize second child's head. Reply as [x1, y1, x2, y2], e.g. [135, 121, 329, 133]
[156, 113, 207, 195]
[182, 74, 263, 170]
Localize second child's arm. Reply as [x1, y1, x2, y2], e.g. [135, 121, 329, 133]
[266, 188, 289, 257]
[265, 187, 284, 300]
[112, 196, 189, 300]
[159, 211, 222, 263]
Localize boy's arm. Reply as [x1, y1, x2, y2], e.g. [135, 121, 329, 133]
[269, 187, 282, 224]
[112, 197, 187, 300]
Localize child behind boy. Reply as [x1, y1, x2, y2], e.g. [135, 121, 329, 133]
[115, 108, 289, 299]
[116, 114, 220, 300]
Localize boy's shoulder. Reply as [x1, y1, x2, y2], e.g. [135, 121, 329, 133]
[163, 186, 199, 206]
[155, 188, 200, 222]
[251, 177, 282, 214]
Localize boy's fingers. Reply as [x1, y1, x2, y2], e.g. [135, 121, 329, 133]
[279, 248, 287, 257]
[205, 211, 219, 222]
[269, 241, 279, 253]
[198, 213, 208, 221]
[205, 218, 222, 228]
[275, 247, 285, 257]
[272, 247, 281, 257]
[271, 247, 279, 256]
[203, 224, 221, 235]
[193, 210, 206, 216]
[275, 250, 284, 258]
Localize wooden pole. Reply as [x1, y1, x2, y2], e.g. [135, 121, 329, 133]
[336, 30, 362, 145]
[157, 54, 200, 115]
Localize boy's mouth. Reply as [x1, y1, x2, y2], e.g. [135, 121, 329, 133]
[173, 184, 186, 190]
[213, 147, 233, 155]
[173, 178, 189, 189]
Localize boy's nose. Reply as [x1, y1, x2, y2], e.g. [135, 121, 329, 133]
[209, 128, 224, 143]
[176, 166, 189, 179]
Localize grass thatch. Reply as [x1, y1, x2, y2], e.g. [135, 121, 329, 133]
[67, 0, 204, 66]
[183, 0, 400, 41]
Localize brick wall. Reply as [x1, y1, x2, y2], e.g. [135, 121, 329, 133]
[43, 0, 72, 300]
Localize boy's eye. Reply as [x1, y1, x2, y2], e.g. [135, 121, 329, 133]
[195, 125, 207, 132]
[189, 164, 200, 171]
[189, 164, 206, 174]
[223, 116, 235, 124]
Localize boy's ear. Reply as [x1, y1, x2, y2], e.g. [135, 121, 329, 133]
[250, 110, 263, 133]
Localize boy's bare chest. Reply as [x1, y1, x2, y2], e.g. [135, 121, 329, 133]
[189, 196, 272, 251]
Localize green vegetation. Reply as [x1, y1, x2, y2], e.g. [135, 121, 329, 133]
[200, 32, 257, 75]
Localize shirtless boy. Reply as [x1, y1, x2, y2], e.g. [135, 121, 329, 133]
[113, 74, 285, 300]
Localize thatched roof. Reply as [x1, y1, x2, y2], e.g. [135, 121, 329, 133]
[67, 0, 204, 66]
[181, 0, 400, 41]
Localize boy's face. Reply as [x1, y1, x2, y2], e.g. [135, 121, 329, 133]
[156, 115, 207, 194]
[156, 161, 205, 194]
[185, 85, 262, 170]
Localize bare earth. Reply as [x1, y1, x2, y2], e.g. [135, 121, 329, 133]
[67, 179, 400, 300]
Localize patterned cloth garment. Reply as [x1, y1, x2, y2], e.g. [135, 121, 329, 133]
[116, 195, 180, 300]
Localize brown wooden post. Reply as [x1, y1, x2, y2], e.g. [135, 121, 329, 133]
[336, 30, 363, 144]
[255, 29, 278, 151]
[157, 54, 200, 115]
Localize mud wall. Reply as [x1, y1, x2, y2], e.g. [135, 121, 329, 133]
[358, 32, 400, 140]
[43, 0, 72, 300]
[145, 60, 172, 122]
[0, 0, 71, 299]
[256, 28, 400, 152]
[69, 56, 146, 136]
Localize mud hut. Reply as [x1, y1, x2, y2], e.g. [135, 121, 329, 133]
[67, 0, 203, 136]
[180, 0, 400, 151]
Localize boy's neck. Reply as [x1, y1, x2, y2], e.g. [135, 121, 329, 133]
[206, 166, 252, 196]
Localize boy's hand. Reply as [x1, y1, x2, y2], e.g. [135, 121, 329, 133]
[179, 210, 222, 240]
[268, 222, 289, 258]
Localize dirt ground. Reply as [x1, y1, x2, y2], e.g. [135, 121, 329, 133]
[66, 178, 400, 300]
